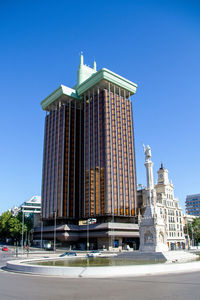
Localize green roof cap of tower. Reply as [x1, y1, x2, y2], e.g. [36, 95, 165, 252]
[41, 54, 138, 110]
[76, 67, 137, 96]
[41, 85, 80, 110]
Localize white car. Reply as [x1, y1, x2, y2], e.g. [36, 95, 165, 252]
[87, 251, 102, 257]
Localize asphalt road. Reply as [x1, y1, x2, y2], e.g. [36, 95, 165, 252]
[0, 268, 200, 299]
[1, 250, 200, 300]
[0, 248, 17, 268]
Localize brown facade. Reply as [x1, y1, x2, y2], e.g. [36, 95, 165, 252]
[83, 86, 137, 218]
[41, 85, 137, 222]
[42, 102, 83, 220]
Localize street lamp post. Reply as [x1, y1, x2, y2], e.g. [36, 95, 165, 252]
[54, 211, 56, 253]
[87, 220, 89, 252]
[186, 222, 190, 249]
[21, 209, 24, 255]
[16, 241, 18, 258]
[41, 219, 43, 249]
[191, 226, 194, 247]
[112, 206, 114, 251]
[86, 218, 96, 251]
[25, 229, 27, 246]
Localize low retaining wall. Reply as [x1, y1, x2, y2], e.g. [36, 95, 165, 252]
[6, 258, 200, 278]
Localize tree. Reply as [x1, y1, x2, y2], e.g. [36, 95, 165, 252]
[192, 218, 200, 244]
[186, 222, 193, 240]
[0, 210, 29, 243]
[0, 210, 12, 241]
[17, 211, 33, 235]
[8, 217, 27, 242]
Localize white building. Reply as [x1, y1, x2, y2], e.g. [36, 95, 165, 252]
[20, 195, 41, 216]
[155, 164, 185, 249]
[11, 205, 20, 216]
[138, 163, 185, 250]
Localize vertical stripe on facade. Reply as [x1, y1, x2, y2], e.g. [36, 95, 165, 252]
[83, 94, 86, 218]
[67, 102, 71, 218]
[50, 111, 56, 217]
[124, 92, 130, 216]
[130, 100, 137, 215]
[79, 103, 82, 217]
[92, 89, 96, 216]
[47, 112, 53, 218]
[108, 83, 113, 215]
[55, 105, 60, 215]
[60, 106, 65, 217]
[88, 91, 91, 217]
[97, 88, 101, 214]
[51, 110, 56, 215]
[119, 88, 125, 215]
[114, 86, 119, 215]
[45, 112, 50, 218]
[124, 90, 130, 215]
[105, 89, 110, 214]
[73, 101, 77, 218]
[41, 114, 48, 219]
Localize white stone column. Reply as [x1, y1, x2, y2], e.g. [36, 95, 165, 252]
[145, 160, 154, 191]
[143, 145, 154, 206]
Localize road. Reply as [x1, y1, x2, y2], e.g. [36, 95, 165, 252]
[0, 248, 17, 268]
[1, 250, 200, 300]
[1, 268, 200, 299]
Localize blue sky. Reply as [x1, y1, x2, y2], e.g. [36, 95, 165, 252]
[0, 0, 200, 213]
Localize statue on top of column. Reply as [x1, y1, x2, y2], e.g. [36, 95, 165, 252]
[143, 144, 151, 162]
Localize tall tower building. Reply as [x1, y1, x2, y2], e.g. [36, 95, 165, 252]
[38, 55, 139, 249]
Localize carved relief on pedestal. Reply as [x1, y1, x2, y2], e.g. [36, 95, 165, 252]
[144, 230, 153, 244]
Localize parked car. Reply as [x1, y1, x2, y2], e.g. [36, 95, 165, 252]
[87, 250, 101, 257]
[43, 243, 54, 251]
[2, 246, 8, 252]
[59, 252, 77, 257]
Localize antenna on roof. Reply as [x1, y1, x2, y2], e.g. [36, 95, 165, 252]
[80, 51, 84, 65]
[93, 57, 97, 71]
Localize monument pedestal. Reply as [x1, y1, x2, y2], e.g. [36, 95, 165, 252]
[139, 205, 168, 253]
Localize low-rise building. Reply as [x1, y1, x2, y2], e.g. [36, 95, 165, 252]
[20, 195, 41, 215]
[11, 205, 20, 216]
[20, 195, 41, 227]
[186, 194, 200, 216]
[11, 195, 41, 221]
[183, 214, 198, 248]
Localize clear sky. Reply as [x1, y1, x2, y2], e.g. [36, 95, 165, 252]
[0, 0, 200, 213]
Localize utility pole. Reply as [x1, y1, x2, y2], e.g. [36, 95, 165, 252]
[21, 209, 24, 255]
[87, 220, 89, 252]
[41, 219, 43, 249]
[186, 222, 190, 249]
[87, 218, 96, 251]
[54, 211, 56, 253]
